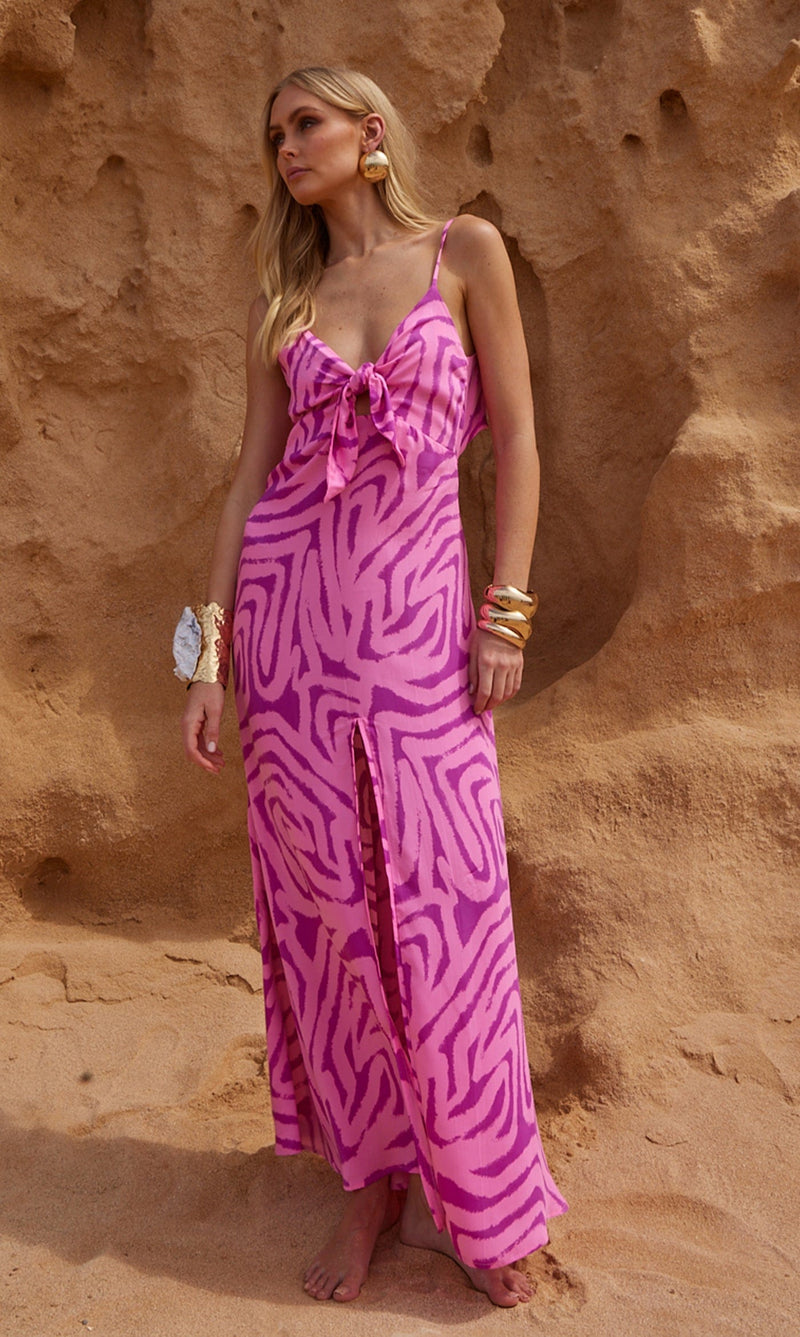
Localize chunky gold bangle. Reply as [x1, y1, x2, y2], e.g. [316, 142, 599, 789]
[479, 603, 534, 643]
[192, 603, 234, 687]
[483, 584, 539, 617]
[173, 602, 234, 688]
[478, 583, 538, 650]
[477, 618, 528, 648]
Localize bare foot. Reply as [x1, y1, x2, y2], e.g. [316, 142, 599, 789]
[303, 1177, 401, 1302]
[399, 1174, 534, 1308]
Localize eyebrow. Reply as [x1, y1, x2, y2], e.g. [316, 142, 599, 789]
[268, 105, 320, 134]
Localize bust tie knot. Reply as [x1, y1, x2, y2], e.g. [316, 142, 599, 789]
[324, 363, 407, 501]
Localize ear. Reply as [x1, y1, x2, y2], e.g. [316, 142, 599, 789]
[361, 113, 386, 152]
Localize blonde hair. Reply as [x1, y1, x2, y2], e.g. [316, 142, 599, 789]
[249, 66, 438, 364]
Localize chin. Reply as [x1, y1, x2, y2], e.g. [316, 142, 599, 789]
[286, 179, 321, 205]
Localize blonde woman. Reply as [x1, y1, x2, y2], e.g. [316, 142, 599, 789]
[180, 66, 566, 1308]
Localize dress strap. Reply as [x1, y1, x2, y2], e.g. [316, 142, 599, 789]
[431, 218, 454, 287]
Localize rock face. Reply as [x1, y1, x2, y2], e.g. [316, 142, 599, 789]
[2, 0, 798, 1130]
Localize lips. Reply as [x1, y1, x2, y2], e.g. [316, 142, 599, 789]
[286, 167, 308, 181]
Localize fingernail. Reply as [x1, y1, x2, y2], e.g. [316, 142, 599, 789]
[207, 741, 216, 753]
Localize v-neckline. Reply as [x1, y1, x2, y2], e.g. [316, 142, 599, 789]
[302, 282, 475, 374]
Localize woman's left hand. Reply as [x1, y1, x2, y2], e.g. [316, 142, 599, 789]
[468, 626, 524, 713]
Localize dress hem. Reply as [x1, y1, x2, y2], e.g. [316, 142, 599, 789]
[270, 1139, 568, 1269]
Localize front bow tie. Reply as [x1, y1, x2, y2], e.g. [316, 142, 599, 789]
[324, 363, 408, 502]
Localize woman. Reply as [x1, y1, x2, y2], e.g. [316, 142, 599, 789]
[180, 66, 567, 1308]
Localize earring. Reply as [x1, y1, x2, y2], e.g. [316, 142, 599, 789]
[359, 148, 389, 182]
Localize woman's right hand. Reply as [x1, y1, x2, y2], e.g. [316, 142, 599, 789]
[182, 682, 226, 774]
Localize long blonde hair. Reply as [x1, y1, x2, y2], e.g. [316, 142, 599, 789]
[249, 66, 438, 364]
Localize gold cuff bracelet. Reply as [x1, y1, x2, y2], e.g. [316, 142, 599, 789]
[483, 584, 539, 617]
[192, 603, 234, 688]
[477, 619, 529, 647]
[478, 583, 539, 649]
[479, 604, 534, 642]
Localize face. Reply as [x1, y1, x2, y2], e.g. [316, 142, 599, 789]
[267, 84, 382, 204]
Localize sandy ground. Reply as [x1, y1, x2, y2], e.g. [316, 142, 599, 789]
[2, 924, 798, 1337]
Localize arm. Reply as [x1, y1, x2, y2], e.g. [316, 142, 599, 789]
[182, 297, 292, 773]
[449, 216, 540, 713]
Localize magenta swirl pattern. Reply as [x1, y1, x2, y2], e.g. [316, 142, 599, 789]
[233, 220, 567, 1268]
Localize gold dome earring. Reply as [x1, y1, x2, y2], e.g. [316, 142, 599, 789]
[359, 147, 389, 182]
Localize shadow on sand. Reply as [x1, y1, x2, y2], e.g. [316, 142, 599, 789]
[0, 1112, 489, 1320]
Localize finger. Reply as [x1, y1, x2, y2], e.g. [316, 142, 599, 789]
[516, 657, 524, 689]
[203, 701, 223, 755]
[473, 663, 495, 714]
[184, 707, 223, 774]
[182, 709, 204, 762]
[199, 736, 225, 771]
[198, 714, 225, 770]
[487, 685, 504, 712]
[491, 665, 517, 710]
[502, 665, 520, 701]
[468, 634, 478, 696]
[494, 654, 523, 705]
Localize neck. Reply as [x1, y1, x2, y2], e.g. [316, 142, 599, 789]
[318, 187, 407, 266]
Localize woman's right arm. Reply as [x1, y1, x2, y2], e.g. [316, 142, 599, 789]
[182, 296, 291, 774]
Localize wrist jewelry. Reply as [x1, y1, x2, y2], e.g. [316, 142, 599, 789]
[173, 602, 234, 688]
[478, 583, 539, 649]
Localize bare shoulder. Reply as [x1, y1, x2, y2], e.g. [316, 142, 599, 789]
[443, 213, 508, 277]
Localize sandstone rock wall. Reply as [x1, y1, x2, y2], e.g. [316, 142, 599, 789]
[2, 0, 798, 1105]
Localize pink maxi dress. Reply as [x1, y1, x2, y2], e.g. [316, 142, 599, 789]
[233, 219, 567, 1269]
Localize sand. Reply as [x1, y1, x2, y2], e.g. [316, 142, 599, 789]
[2, 0, 799, 1333]
[2, 925, 798, 1336]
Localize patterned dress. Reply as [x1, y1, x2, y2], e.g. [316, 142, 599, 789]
[233, 218, 567, 1268]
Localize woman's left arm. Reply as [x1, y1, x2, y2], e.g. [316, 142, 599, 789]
[454, 216, 540, 714]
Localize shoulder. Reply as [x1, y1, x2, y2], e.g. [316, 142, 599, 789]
[443, 213, 508, 272]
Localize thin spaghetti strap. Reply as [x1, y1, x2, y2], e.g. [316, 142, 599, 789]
[431, 218, 454, 288]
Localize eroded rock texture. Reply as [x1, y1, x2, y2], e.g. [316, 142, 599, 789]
[2, 0, 798, 1121]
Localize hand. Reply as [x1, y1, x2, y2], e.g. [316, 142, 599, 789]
[468, 626, 524, 714]
[182, 682, 226, 773]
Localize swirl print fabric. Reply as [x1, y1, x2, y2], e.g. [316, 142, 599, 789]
[233, 219, 567, 1268]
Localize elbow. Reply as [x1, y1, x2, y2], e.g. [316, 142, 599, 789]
[491, 428, 539, 464]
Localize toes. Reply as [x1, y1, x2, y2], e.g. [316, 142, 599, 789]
[303, 1264, 323, 1294]
[312, 1278, 337, 1300]
[303, 1266, 338, 1300]
[332, 1274, 361, 1302]
[332, 1284, 352, 1301]
[490, 1285, 520, 1308]
[508, 1270, 533, 1300]
[303, 1260, 362, 1302]
[499, 1268, 532, 1304]
[479, 1267, 533, 1308]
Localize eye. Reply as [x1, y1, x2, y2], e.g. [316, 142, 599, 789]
[299, 116, 318, 131]
[269, 131, 283, 151]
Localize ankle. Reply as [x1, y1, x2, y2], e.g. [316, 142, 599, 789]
[344, 1179, 390, 1223]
